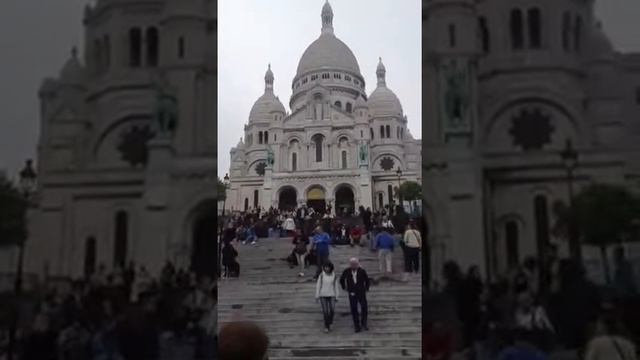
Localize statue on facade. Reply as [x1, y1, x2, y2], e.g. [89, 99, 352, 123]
[442, 59, 469, 130]
[154, 73, 179, 136]
[358, 143, 369, 164]
[267, 148, 275, 167]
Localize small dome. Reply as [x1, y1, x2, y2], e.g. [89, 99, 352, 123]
[249, 93, 286, 122]
[249, 64, 286, 122]
[368, 87, 403, 118]
[354, 94, 368, 109]
[587, 21, 614, 61]
[368, 58, 402, 118]
[59, 47, 86, 84]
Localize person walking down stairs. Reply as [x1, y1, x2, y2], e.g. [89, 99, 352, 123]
[315, 262, 340, 333]
[375, 225, 395, 276]
[340, 258, 370, 333]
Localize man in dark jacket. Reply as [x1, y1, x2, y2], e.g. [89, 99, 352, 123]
[340, 258, 371, 332]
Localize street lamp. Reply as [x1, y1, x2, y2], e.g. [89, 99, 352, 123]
[218, 173, 230, 279]
[8, 159, 37, 360]
[560, 138, 581, 262]
[396, 168, 403, 213]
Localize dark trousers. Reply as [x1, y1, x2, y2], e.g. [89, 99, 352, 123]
[315, 253, 329, 278]
[404, 247, 420, 273]
[319, 297, 335, 328]
[348, 292, 368, 329]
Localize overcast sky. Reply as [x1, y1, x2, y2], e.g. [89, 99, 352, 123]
[0, 1, 638, 180]
[218, 0, 422, 178]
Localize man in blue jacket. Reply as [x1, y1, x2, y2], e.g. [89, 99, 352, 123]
[375, 225, 395, 275]
[312, 226, 331, 280]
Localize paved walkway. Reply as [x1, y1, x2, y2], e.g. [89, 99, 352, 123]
[218, 237, 422, 360]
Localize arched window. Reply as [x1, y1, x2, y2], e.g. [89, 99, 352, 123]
[265, 131, 269, 144]
[386, 125, 391, 138]
[505, 221, 520, 268]
[146, 27, 159, 67]
[292, 152, 297, 171]
[94, 39, 102, 74]
[380, 125, 385, 138]
[178, 36, 185, 59]
[334, 101, 342, 109]
[534, 195, 550, 262]
[258, 132, 263, 144]
[254, 189, 259, 209]
[370, 128, 374, 140]
[574, 15, 582, 52]
[397, 127, 400, 139]
[114, 211, 128, 268]
[528, 8, 541, 48]
[341, 151, 347, 169]
[103, 35, 111, 70]
[129, 28, 142, 67]
[510, 9, 524, 50]
[244, 198, 249, 211]
[401, 128, 404, 139]
[346, 103, 352, 113]
[312, 134, 324, 162]
[387, 184, 393, 207]
[479, 17, 490, 53]
[562, 12, 571, 51]
[448, 23, 456, 48]
[84, 237, 97, 277]
[360, 130, 363, 138]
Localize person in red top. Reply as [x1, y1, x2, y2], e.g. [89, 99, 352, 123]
[423, 320, 453, 360]
[349, 225, 363, 247]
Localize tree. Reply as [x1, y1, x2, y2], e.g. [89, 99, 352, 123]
[399, 181, 422, 215]
[552, 183, 640, 284]
[217, 177, 227, 201]
[0, 178, 27, 248]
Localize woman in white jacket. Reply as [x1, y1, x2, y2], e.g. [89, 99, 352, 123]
[315, 261, 340, 333]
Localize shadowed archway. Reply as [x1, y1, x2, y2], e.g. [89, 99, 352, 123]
[190, 200, 217, 279]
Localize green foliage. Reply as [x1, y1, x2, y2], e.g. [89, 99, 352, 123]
[399, 181, 422, 201]
[0, 178, 27, 247]
[552, 183, 640, 249]
[217, 177, 228, 201]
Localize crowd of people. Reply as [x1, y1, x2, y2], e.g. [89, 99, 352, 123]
[423, 245, 640, 360]
[4, 261, 217, 360]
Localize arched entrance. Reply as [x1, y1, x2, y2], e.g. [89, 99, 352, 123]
[306, 186, 326, 213]
[278, 186, 297, 211]
[190, 200, 217, 279]
[335, 185, 355, 216]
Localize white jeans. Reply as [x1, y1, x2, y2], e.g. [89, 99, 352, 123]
[378, 249, 392, 273]
[295, 253, 306, 273]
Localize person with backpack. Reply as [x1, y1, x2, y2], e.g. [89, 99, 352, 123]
[402, 222, 422, 275]
[315, 262, 340, 333]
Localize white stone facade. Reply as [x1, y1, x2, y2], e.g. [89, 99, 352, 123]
[26, 0, 217, 279]
[226, 2, 422, 215]
[423, 0, 640, 281]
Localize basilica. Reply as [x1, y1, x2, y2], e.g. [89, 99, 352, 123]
[25, 0, 217, 279]
[226, 1, 422, 215]
[423, 0, 640, 282]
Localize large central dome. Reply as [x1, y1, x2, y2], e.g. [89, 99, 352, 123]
[295, 1, 362, 77]
[296, 34, 361, 76]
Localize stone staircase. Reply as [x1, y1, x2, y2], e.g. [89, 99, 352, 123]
[218, 236, 422, 360]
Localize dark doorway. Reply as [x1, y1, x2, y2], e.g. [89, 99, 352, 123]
[534, 195, 550, 265]
[307, 199, 326, 213]
[279, 187, 297, 211]
[114, 211, 128, 268]
[505, 221, 520, 269]
[335, 186, 355, 216]
[84, 237, 97, 277]
[306, 186, 326, 213]
[191, 202, 217, 279]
